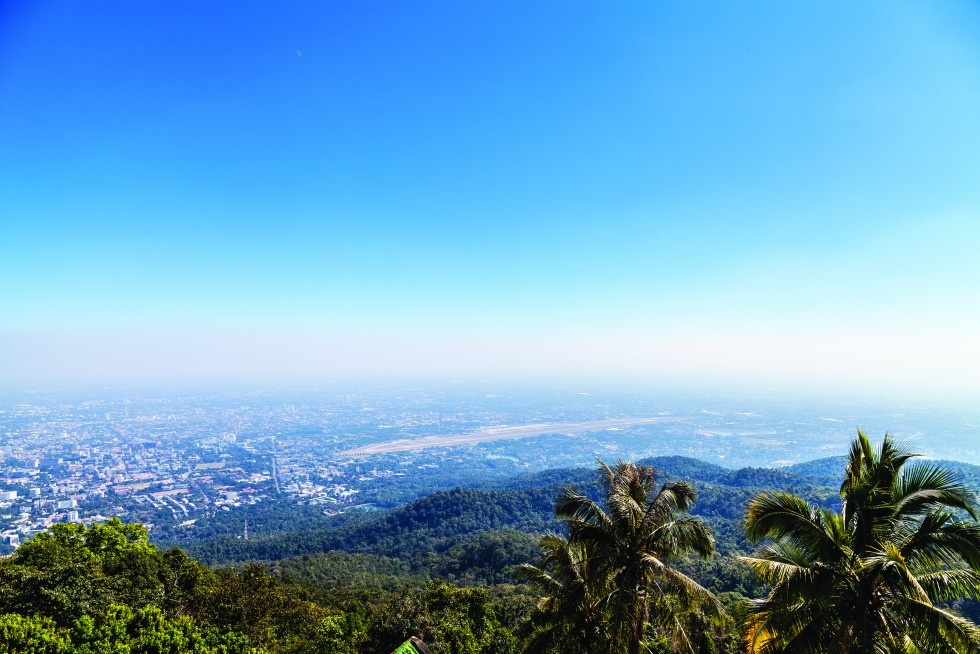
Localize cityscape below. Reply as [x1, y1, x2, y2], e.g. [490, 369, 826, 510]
[2, 384, 978, 550]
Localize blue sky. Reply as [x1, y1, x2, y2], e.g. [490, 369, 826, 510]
[2, 1, 979, 394]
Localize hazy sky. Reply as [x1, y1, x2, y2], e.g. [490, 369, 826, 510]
[2, 1, 979, 395]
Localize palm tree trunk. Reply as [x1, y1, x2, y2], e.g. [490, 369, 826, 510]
[634, 599, 649, 654]
[628, 586, 647, 654]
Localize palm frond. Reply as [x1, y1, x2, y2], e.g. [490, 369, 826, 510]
[745, 492, 844, 561]
[738, 539, 820, 587]
[902, 517, 980, 571]
[648, 517, 714, 559]
[898, 597, 980, 654]
[915, 568, 980, 603]
[744, 599, 830, 654]
[894, 461, 979, 521]
[642, 554, 724, 619]
[865, 541, 931, 604]
[554, 489, 611, 528]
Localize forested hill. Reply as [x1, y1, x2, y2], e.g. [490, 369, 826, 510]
[183, 453, 980, 593]
[484, 455, 821, 490]
[173, 453, 980, 565]
[4, 453, 980, 654]
[184, 453, 923, 572]
[187, 486, 556, 577]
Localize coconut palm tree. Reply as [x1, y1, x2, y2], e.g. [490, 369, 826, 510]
[515, 533, 615, 654]
[519, 460, 723, 654]
[742, 430, 980, 654]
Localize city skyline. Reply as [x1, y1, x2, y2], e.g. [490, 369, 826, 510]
[2, 2, 980, 396]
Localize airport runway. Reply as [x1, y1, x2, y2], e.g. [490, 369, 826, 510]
[341, 416, 689, 455]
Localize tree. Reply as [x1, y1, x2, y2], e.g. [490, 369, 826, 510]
[0, 519, 173, 625]
[519, 460, 723, 654]
[742, 430, 980, 654]
[0, 614, 69, 654]
[516, 533, 613, 653]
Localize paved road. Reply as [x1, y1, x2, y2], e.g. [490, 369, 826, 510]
[271, 456, 281, 493]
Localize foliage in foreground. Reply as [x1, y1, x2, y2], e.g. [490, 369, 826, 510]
[742, 431, 980, 654]
[0, 606, 257, 654]
[0, 518, 531, 654]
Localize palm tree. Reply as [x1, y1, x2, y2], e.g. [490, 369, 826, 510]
[515, 533, 615, 654]
[518, 460, 723, 654]
[742, 430, 980, 654]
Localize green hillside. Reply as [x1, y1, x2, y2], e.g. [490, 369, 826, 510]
[2, 448, 979, 653]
